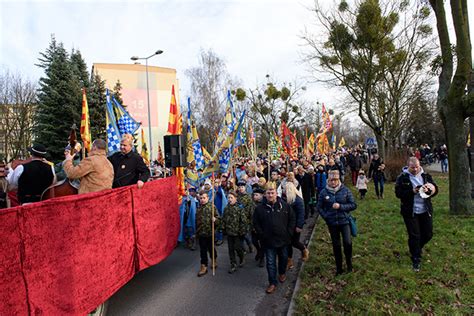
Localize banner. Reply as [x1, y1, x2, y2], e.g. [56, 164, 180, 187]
[0, 177, 179, 315]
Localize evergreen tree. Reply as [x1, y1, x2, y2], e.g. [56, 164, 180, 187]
[70, 49, 90, 145]
[112, 79, 124, 106]
[88, 73, 107, 140]
[34, 35, 81, 161]
[70, 49, 90, 89]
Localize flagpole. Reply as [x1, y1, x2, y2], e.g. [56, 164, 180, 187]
[267, 139, 271, 180]
[211, 172, 216, 276]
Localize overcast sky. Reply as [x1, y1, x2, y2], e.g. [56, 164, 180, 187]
[1, 0, 473, 116]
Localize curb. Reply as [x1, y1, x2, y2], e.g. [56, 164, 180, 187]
[286, 214, 320, 316]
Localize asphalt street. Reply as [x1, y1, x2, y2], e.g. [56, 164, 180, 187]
[106, 216, 317, 316]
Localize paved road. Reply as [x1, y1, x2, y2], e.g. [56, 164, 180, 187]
[106, 216, 317, 316]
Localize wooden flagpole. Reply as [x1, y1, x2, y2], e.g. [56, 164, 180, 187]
[211, 172, 216, 276]
[268, 139, 271, 180]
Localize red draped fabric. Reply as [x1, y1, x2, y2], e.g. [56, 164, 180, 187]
[0, 177, 179, 315]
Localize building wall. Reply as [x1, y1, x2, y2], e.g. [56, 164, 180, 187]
[92, 63, 180, 161]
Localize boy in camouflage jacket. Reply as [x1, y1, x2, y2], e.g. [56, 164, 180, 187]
[196, 190, 221, 277]
[223, 191, 249, 273]
[237, 181, 254, 253]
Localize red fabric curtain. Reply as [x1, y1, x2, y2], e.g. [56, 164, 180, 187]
[0, 177, 179, 315]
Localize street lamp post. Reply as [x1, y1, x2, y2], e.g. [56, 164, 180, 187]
[131, 50, 163, 176]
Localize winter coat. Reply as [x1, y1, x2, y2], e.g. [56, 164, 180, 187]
[64, 150, 114, 194]
[253, 197, 296, 248]
[238, 192, 254, 230]
[356, 176, 369, 190]
[318, 185, 357, 226]
[223, 203, 249, 236]
[289, 195, 305, 229]
[315, 171, 327, 192]
[395, 168, 438, 217]
[368, 158, 384, 180]
[296, 173, 314, 203]
[196, 202, 221, 237]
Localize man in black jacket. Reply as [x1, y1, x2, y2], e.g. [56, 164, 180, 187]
[108, 134, 150, 188]
[395, 157, 438, 272]
[253, 182, 296, 294]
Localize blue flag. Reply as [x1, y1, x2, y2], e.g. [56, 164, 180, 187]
[106, 90, 121, 154]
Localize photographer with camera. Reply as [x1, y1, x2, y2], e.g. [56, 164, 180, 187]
[395, 157, 438, 272]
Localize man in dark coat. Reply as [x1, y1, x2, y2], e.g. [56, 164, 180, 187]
[108, 134, 150, 188]
[253, 182, 295, 294]
[395, 157, 438, 272]
[295, 165, 315, 220]
[7, 144, 55, 204]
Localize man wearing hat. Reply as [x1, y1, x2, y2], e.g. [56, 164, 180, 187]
[7, 144, 55, 204]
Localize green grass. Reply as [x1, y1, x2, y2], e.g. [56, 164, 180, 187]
[295, 174, 473, 315]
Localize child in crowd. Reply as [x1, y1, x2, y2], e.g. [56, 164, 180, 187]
[356, 170, 369, 199]
[196, 190, 221, 277]
[223, 191, 249, 273]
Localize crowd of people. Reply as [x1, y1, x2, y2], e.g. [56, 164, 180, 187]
[0, 138, 440, 294]
[178, 146, 439, 293]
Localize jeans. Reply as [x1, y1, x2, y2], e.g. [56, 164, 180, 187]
[288, 231, 305, 258]
[265, 246, 288, 285]
[373, 175, 385, 197]
[403, 212, 433, 263]
[198, 236, 216, 265]
[441, 159, 448, 173]
[328, 224, 352, 272]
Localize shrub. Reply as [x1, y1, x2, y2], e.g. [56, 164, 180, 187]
[384, 150, 408, 181]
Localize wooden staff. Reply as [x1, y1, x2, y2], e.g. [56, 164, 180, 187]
[211, 172, 216, 276]
[268, 140, 271, 180]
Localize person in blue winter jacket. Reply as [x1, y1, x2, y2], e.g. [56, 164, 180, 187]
[318, 170, 357, 276]
[178, 187, 198, 250]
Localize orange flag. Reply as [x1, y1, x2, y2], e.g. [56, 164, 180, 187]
[167, 85, 185, 203]
[167, 85, 179, 134]
[80, 88, 91, 153]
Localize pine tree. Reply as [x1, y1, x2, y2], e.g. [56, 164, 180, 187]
[34, 35, 81, 161]
[88, 73, 107, 140]
[70, 49, 90, 89]
[112, 79, 124, 106]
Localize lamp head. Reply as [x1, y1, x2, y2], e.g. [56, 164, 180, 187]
[130, 56, 139, 61]
[155, 50, 164, 55]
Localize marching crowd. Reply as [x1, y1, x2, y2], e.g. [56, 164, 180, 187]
[0, 138, 439, 295]
[179, 147, 438, 294]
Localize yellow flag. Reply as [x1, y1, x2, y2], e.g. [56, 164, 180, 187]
[140, 127, 150, 166]
[80, 89, 91, 153]
[339, 137, 346, 148]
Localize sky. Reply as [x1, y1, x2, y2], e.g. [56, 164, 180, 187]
[1, 0, 473, 117]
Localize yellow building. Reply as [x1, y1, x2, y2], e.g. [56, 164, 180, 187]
[92, 63, 179, 161]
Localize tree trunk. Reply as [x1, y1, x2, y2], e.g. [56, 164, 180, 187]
[445, 110, 473, 214]
[470, 116, 474, 198]
[375, 133, 385, 159]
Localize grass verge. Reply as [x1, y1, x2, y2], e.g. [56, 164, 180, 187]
[295, 173, 473, 315]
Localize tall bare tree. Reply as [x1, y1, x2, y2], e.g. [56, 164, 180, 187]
[302, 0, 435, 158]
[0, 70, 36, 161]
[185, 49, 241, 150]
[428, 0, 473, 214]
